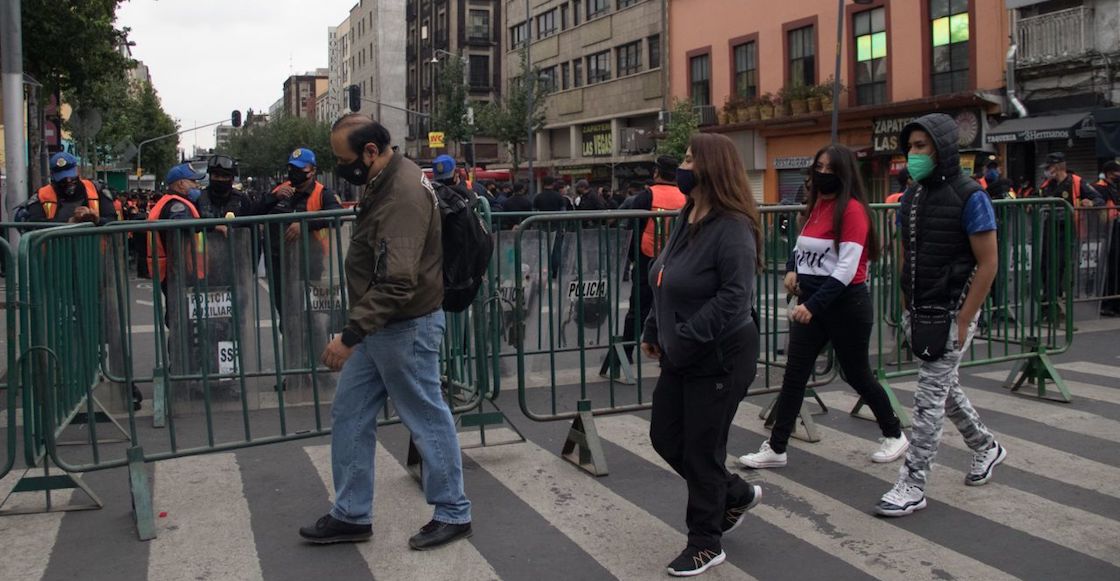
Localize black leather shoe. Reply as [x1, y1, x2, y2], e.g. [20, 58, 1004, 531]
[299, 514, 372, 544]
[408, 519, 472, 550]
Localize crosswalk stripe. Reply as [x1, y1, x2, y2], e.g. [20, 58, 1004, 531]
[0, 473, 73, 581]
[820, 391, 1120, 501]
[974, 370, 1120, 404]
[890, 381, 1120, 444]
[1053, 361, 1120, 382]
[303, 444, 501, 581]
[149, 454, 263, 581]
[465, 439, 758, 580]
[732, 398, 1120, 568]
[595, 414, 1019, 581]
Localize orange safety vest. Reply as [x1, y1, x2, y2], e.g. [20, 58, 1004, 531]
[978, 177, 988, 191]
[640, 184, 687, 258]
[36, 179, 100, 221]
[1095, 179, 1119, 220]
[274, 181, 331, 254]
[147, 194, 205, 282]
[885, 192, 904, 204]
[1041, 174, 1083, 206]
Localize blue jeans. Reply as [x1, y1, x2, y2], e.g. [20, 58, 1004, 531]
[329, 310, 472, 525]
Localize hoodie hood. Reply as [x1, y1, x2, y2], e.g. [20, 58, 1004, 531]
[899, 113, 961, 182]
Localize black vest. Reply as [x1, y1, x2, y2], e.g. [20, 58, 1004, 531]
[900, 174, 978, 309]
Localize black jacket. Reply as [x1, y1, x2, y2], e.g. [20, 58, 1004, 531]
[898, 113, 979, 309]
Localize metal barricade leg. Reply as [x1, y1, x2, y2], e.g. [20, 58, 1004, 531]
[1003, 337, 1073, 403]
[560, 399, 608, 476]
[127, 446, 156, 541]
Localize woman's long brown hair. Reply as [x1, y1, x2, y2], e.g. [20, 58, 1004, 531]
[688, 133, 763, 267]
[804, 143, 881, 262]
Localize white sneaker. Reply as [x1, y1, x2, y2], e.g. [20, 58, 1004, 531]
[966, 442, 1007, 486]
[870, 434, 909, 463]
[874, 479, 927, 517]
[738, 441, 787, 469]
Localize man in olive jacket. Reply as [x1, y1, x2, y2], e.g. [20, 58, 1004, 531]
[300, 114, 473, 549]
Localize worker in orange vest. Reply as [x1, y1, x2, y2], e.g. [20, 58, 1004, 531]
[147, 163, 206, 284]
[15, 152, 116, 225]
[1038, 152, 1105, 321]
[251, 147, 342, 324]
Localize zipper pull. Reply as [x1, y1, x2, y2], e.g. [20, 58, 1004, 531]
[657, 264, 665, 287]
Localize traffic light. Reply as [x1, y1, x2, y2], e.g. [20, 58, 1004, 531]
[231, 110, 242, 128]
[348, 85, 362, 112]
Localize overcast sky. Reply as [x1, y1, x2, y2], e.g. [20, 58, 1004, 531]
[117, 0, 357, 153]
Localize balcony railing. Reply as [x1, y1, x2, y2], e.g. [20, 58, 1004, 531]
[695, 105, 717, 127]
[1017, 6, 1092, 66]
[467, 26, 490, 43]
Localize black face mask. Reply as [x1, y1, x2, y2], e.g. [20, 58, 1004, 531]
[812, 170, 842, 195]
[288, 168, 311, 187]
[209, 180, 233, 196]
[57, 179, 80, 198]
[337, 155, 372, 186]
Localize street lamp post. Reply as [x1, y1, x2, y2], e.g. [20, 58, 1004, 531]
[525, 0, 534, 196]
[136, 114, 240, 181]
[832, 0, 874, 143]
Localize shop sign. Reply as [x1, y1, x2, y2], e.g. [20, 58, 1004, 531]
[581, 123, 613, 157]
[557, 166, 592, 176]
[873, 109, 983, 153]
[774, 156, 813, 170]
[428, 132, 445, 148]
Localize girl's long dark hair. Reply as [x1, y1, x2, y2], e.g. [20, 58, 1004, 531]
[804, 144, 881, 262]
[688, 133, 764, 267]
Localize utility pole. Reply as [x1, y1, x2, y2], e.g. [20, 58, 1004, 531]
[525, 0, 534, 197]
[2, 0, 28, 221]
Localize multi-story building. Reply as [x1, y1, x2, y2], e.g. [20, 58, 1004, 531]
[322, 20, 353, 124]
[404, 0, 503, 164]
[671, 0, 1011, 202]
[992, 0, 1120, 184]
[215, 124, 236, 152]
[282, 70, 329, 120]
[502, 0, 664, 187]
[269, 97, 285, 121]
[348, 0, 408, 150]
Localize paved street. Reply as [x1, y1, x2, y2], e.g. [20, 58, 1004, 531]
[2, 317, 1119, 581]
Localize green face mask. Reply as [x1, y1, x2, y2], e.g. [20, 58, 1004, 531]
[907, 153, 936, 182]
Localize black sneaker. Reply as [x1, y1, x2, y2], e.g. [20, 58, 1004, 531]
[408, 519, 472, 551]
[299, 514, 372, 544]
[721, 484, 762, 534]
[667, 545, 726, 577]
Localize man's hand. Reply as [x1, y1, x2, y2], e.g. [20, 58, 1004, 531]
[215, 225, 229, 236]
[321, 336, 354, 371]
[783, 272, 800, 296]
[274, 184, 295, 200]
[69, 206, 98, 224]
[956, 316, 970, 348]
[640, 342, 662, 360]
[1080, 198, 1094, 207]
[285, 223, 301, 242]
[790, 304, 813, 324]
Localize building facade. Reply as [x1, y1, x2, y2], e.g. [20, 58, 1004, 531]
[215, 124, 236, 152]
[671, 0, 1011, 202]
[990, 0, 1120, 186]
[322, 20, 353, 124]
[503, 0, 665, 187]
[282, 71, 329, 120]
[405, 0, 504, 164]
[349, 0, 408, 150]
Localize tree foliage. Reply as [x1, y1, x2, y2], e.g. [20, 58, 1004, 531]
[657, 99, 700, 160]
[476, 50, 548, 177]
[226, 115, 336, 181]
[431, 55, 474, 151]
[22, 0, 133, 101]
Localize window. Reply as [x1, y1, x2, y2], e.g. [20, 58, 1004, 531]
[561, 62, 571, 90]
[540, 66, 558, 92]
[586, 0, 609, 19]
[573, 58, 584, 87]
[587, 50, 611, 84]
[854, 7, 887, 105]
[468, 10, 490, 42]
[787, 25, 815, 87]
[537, 9, 557, 39]
[733, 41, 758, 99]
[510, 22, 528, 48]
[690, 54, 711, 106]
[561, 4, 569, 30]
[422, 62, 431, 90]
[617, 41, 642, 77]
[469, 55, 490, 88]
[648, 35, 661, 69]
[572, 1, 581, 26]
[437, 9, 447, 43]
[930, 0, 969, 95]
[618, 0, 640, 7]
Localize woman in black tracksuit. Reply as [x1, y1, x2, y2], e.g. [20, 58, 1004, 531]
[642, 133, 762, 577]
[738, 144, 906, 471]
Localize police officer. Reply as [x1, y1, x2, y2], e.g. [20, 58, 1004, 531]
[197, 155, 252, 220]
[16, 152, 117, 225]
[1038, 152, 1105, 321]
[252, 147, 342, 322]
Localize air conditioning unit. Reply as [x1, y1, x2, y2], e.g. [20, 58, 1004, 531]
[621, 128, 655, 155]
[657, 110, 671, 133]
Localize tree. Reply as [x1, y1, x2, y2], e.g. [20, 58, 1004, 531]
[227, 116, 336, 183]
[657, 99, 700, 160]
[431, 55, 474, 158]
[476, 50, 548, 180]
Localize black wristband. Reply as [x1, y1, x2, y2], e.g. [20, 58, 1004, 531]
[341, 327, 364, 347]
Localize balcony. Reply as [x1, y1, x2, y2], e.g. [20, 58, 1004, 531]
[467, 26, 490, 45]
[695, 105, 718, 127]
[1017, 6, 1092, 67]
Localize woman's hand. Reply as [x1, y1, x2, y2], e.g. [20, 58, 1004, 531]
[784, 272, 800, 295]
[640, 342, 662, 360]
[789, 304, 813, 324]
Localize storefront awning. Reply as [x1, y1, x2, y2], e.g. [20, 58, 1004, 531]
[986, 113, 1093, 144]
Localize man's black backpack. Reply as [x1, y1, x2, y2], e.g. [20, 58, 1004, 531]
[435, 183, 493, 312]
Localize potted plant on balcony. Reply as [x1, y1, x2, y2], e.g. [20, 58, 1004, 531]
[724, 94, 747, 124]
[818, 76, 845, 111]
[807, 85, 823, 112]
[773, 88, 791, 118]
[757, 93, 775, 120]
[787, 84, 810, 115]
[744, 97, 760, 122]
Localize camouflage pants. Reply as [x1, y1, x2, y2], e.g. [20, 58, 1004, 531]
[899, 314, 996, 489]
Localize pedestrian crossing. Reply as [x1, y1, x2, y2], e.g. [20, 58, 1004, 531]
[3, 360, 1120, 581]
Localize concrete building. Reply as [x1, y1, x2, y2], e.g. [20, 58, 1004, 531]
[671, 0, 1012, 202]
[282, 70, 329, 120]
[503, 0, 664, 187]
[215, 124, 237, 151]
[348, 0, 408, 150]
[990, 0, 1120, 184]
[405, 0, 503, 164]
[323, 20, 353, 124]
[269, 97, 285, 121]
